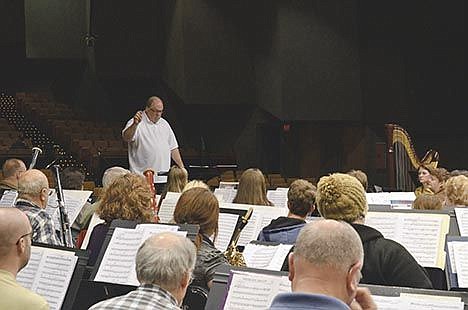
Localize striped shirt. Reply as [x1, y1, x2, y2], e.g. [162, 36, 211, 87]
[89, 284, 181, 310]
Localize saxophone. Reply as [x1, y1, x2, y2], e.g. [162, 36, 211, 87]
[224, 207, 253, 266]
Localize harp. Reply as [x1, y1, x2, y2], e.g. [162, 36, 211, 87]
[385, 124, 439, 191]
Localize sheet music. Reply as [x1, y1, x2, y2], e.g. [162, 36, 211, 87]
[372, 295, 401, 310]
[0, 190, 18, 207]
[223, 271, 282, 310]
[219, 203, 288, 246]
[81, 212, 104, 250]
[455, 208, 468, 237]
[365, 212, 449, 268]
[46, 190, 92, 228]
[17, 246, 78, 310]
[243, 243, 293, 271]
[158, 192, 181, 223]
[267, 188, 289, 208]
[219, 182, 238, 189]
[214, 188, 238, 203]
[215, 213, 239, 252]
[399, 293, 463, 310]
[366, 192, 415, 206]
[453, 242, 468, 288]
[93, 226, 187, 286]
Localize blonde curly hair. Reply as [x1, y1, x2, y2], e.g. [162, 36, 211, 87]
[445, 175, 468, 206]
[98, 173, 153, 223]
[316, 173, 368, 223]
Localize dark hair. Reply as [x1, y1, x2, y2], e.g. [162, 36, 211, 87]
[61, 167, 85, 190]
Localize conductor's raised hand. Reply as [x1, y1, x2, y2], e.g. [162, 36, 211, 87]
[133, 111, 143, 125]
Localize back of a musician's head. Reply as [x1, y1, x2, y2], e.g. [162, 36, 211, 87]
[294, 220, 363, 273]
[316, 173, 368, 223]
[167, 165, 188, 193]
[102, 166, 130, 188]
[98, 173, 153, 223]
[445, 175, 468, 206]
[61, 167, 85, 190]
[233, 168, 271, 206]
[173, 187, 219, 248]
[287, 179, 316, 217]
[346, 169, 368, 192]
[2, 158, 26, 179]
[18, 169, 49, 199]
[136, 232, 196, 291]
[412, 194, 443, 210]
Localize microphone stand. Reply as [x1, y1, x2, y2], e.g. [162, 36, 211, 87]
[52, 165, 74, 247]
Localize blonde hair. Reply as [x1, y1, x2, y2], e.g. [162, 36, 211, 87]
[98, 173, 153, 223]
[412, 194, 443, 210]
[316, 173, 368, 223]
[173, 187, 219, 249]
[445, 175, 468, 206]
[182, 180, 209, 192]
[166, 166, 188, 193]
[233, 168, 273, 206]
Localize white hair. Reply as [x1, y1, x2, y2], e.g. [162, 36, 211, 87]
[135, 232, 196, 290]
[102, 166, 130, 188]
[294, 220, 364, 272]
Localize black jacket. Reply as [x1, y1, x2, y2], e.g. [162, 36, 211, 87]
[351, 223, 433, 289]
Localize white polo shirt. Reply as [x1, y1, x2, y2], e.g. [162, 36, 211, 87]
[123, 112, 178, 177]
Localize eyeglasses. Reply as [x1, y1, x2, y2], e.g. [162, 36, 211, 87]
[16, 231, 33, 245]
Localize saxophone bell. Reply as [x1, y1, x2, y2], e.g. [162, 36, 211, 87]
[224, 207, 253, 266]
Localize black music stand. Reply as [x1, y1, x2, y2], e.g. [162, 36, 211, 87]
[30, 242, 89, 310]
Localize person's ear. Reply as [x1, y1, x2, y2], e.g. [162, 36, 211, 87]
[288, 252, 295, 282]
[346, 261, 362, 293]
[181, 271, 191, 289]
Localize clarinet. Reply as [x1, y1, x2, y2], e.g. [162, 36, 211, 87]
[52, 165, 74, 247]
[29, 147, 43, 170]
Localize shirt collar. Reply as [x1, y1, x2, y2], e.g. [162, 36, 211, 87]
[138, 284, 179, 306]
[16, 198, 42, 209]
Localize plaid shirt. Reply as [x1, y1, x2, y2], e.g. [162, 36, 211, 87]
[89, 284, 181, 310]
[15, 199, 63, 246]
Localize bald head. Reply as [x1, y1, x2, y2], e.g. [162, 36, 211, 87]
[18, 169, 49, 207]
[102, 166, 130, 188]
[0, 208, 31, 257]
[2, 159, 26, 178]
[294, 220, 363, 272]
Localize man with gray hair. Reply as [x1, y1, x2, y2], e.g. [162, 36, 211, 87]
[15, 169, 62, 246]
[270, 220, 376, 310]
[89, 232, 197, 309]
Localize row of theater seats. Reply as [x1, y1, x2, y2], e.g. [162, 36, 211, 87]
[206, 170, 316, 189]
[16, 93, 128, 174]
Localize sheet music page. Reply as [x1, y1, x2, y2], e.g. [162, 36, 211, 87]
[17, 246, 78, 310]
[366, 193, 391, 205]
[219, 182, 238, 189]
[267, 188, 288, 208]
[366, 212, 449, 268]
[0, 190, 18, 207]
[371, 295, 402, 310]
[399, 293, 463, 310]
[223, 271, 281, 310]
[243, 243, 279, 269]
[397, 214, 448, 268]
[230, 204, 288, 246]
[278, 276, 291, 293]
[214, 188, 237, 203]
[453, 242, 468, 288]
[455, 208, 468, 237]
[448, 241, 459, 273]
[136, 223, 183, 243]
[80, 212, 104, 250]
[365, 212, 401, 240]
[269, 244, 294, 271]
[93, 228, 142, 286]
[158, 192, 181, 223]
[63, 190, 92, 224]
[215, 213, 239, 252]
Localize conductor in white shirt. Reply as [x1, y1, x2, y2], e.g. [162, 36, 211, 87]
[122, 96, 184, 185]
